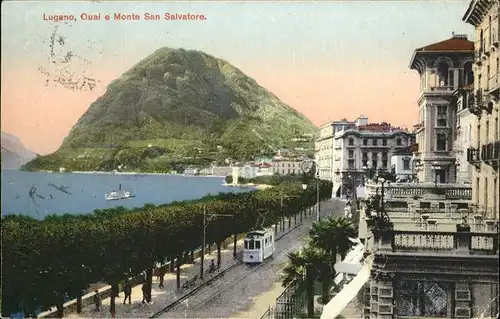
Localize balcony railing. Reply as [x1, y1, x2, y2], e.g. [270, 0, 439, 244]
[488, 73, 499, 95]
[467, 147, 480, 166]
[491, 30, 499, 48]
[379, 230, 499, 254]
[481, 141, 500, 167]
[474, 49, 482, 65]
[428, 86, 454, 93]
[365, 182, 472, 201]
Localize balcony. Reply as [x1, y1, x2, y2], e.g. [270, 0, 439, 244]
[467, 147, 480, 168]
[481, 141, 500, 168]
[380, 230, 499, 255]
[474, 49, 482, 65]
[468, 89, 493, 116]
[428, 86, 454, 93]
[492, 30, 499, 48]
[365, 182, 472, 201]
[488, 72, 499, 96]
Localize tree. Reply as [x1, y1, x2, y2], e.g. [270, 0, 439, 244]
[281, 246, 329, 317]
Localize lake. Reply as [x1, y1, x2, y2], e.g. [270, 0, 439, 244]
[1, 170, 251, 219]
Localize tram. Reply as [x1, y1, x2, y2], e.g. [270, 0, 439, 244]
[242, 228, 275, 264]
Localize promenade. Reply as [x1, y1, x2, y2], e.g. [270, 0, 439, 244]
[66, 206, 321, 318]
[68, 239, 245, 318]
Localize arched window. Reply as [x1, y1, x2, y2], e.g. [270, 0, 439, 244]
[437, 62, 449, 86]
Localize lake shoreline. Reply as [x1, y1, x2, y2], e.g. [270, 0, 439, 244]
[222, 182, 273, 190]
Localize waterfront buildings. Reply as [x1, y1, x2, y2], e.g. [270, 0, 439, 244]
[354, 29, 499, 319]
[316, 118, 357, 181]
[463, 0, 500, 220]
[271, 155, 310, 175]
[315, 116, 412, 198]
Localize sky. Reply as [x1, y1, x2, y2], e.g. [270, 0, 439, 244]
[1, 0, 476, 155]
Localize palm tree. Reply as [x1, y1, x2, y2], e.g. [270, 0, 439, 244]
[308, 216, 357, 302]
[281, 246, 330, 317]
[327, 217, 356, 261]
[309, 216, 356, 263]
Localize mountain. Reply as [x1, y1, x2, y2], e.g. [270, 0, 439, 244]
[23, 48, 317, 173]
[1, 131, 37, 169]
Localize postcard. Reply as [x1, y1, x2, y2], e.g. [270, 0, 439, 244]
[2, 1, 499, 319]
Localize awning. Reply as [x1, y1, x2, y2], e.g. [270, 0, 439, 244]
[320, 259, 372, 319]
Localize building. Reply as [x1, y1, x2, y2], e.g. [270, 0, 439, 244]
[390, 147, 414, 182]
[359, 180, 498, 319]
[409, 33, 475, 184]
[463, 0, 500, 220]
[356, 30, 499, 319]
[452, 86, 476, 184]
[315, 118, 357, 181]
[331, 120, 413, 198]
[271, 156, 310, 175]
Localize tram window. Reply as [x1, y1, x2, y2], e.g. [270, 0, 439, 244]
[249, 240, 254, 249]
[244, 241, 248, 249]
[265, 238, 268, 245]
[255, 240, 261, 249]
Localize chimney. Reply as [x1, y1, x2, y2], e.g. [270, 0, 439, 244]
[356, 115, 369, 127]
[452, 33, 468, 40]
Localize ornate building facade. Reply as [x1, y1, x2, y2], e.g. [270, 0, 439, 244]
[409, 34, 475, 184]
[463, 0, 500, 221]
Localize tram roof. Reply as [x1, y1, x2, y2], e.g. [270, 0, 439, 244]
[246, 230, 269, 237]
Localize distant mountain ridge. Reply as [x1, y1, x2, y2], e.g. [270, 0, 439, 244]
[1, 131, 37, 169]
[24, 48, 317, 172]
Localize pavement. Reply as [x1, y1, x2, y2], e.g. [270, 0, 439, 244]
[67, 204, 332, 319]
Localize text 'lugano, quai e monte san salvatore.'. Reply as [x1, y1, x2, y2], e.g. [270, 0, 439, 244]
[42, 12, 208, 22]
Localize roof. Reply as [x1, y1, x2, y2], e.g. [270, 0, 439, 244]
[409, 35, 474, 70]
[463, 0, 493, 26]
[414, 36, 474, 52]
[357, 123, 403, 132]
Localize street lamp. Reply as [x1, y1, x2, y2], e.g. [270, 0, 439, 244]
[201, 206, 233, 280]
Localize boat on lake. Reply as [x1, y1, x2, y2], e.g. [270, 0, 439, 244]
[105, 184, 135, 201]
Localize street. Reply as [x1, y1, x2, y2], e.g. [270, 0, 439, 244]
[159, 198, 345, 318]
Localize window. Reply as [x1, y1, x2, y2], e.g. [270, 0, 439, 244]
[396, 138, 402, 146]
[348, 159, 355, 169]
[486, 121, 489, 142]
[437, 105, 448, 127]
[249, 240, 255, 249]
[436, 133, 447, 151]
[363, 139, 368, 145]
[496, 118, 499, 140]
[244, 241, 248, 249]
[255, 240, 261, 250]
[362, 152, 368, 159]
[382, 152, 388, 159]
[382, 139, 387, 146]
[362, 160, 368, 167]
[484, 178, 488, 208]
[397, 281, 449, 318]
[476, 177, 480, 204]
[348, 150, 354, 158]
[403, 159, 411, 170]
[382, 160, 387, 168]
[348, 138, 354, 146]
[437, 118, 447, 127]
[372, 139, 378, 146]
[372, 160, 377, 168]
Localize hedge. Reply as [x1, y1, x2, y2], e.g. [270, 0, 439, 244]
[1, 179, 333, 317]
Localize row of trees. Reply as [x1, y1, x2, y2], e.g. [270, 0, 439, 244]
[281, 216, 357, 317]
[1, 180, 333, 318]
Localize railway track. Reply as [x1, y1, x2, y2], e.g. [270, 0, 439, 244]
[150, 218, 305, 318]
